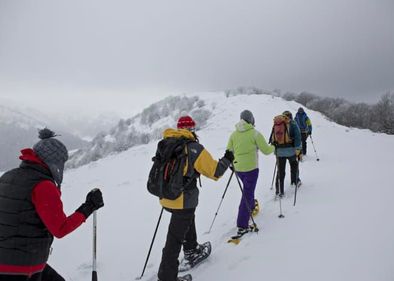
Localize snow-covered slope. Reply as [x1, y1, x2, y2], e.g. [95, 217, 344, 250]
[51, 93, 394, 281]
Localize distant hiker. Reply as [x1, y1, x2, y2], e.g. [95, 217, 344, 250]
[150, 115, 233, 281]
[227, 110, 274, 236]
[270, 111, 302, 197]
[0, 128, 104, 281]
[294, 107, 312, 155]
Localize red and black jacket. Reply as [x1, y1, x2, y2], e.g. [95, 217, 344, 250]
[0, 149, 86, 276]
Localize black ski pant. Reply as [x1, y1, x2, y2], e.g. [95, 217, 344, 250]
[275, 156, 299, 195]
[158, 208, 198, 281]
[301, 132, 308, 155]
[0, 264, 64, 281]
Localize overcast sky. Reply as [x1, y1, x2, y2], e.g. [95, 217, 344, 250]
[0, 0, 393, 116]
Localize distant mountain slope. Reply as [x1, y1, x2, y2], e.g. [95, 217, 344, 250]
[46, 111, 122, 141]
[0, 105, 87, 171]
[67, 95, 212, 168]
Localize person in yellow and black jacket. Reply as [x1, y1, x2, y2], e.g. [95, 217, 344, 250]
[157, 115, 234, 281]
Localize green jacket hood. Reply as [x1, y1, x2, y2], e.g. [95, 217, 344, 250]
[235, 120, 254, 132]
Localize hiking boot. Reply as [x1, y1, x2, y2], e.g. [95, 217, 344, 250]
[279, 193, 285, 198]
[180, 242, 211, 272]
[237, 227, 249, 236]
[184, 244, 203, 261]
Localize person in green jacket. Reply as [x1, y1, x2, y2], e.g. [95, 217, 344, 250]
[227, 110, 275, 235]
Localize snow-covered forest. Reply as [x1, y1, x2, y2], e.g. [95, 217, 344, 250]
[66, 96, 211, 169]
[226, 88, 394, 134]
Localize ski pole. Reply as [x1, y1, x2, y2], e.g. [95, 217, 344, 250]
[234, 171, 259, 231]
[206, 169, 234, 234]
[270, 158, 278, 190]
[136, 207, 164, 280]
[309, 135, 320, 161]
[293, 159, 300, 206]
[92, 211, 98, 281]
[278, 195, 285, 218]
[277, 171, 285, 218]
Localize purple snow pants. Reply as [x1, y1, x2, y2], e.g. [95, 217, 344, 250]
[236, 168, 259, 228]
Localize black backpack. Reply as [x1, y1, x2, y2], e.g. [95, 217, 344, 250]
[147, 137, 194, 200]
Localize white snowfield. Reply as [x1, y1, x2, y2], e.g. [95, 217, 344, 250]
[52, 93, 394, 281]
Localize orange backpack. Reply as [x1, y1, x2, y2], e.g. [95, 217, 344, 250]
[270, 115, 293, 146]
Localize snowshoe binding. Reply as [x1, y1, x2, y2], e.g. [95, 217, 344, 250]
[177, 274, 192, 281]
[158, 274, 192, 281]
[179, 242, 211, 272]
[227, 224, 259, 245]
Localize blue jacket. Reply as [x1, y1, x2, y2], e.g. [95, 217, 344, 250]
[275, 120, 302, 157]
[295, 112, 312, 134]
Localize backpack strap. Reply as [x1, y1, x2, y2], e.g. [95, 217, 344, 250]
[182, 139, 201, 189]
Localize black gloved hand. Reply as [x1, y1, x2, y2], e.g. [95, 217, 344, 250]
[86, 188, 104, 209]
[224, 150, 235, 163]
[76, 188, 104, 219]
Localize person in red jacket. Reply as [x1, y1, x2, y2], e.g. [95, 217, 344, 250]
[0, 128, 104, 281]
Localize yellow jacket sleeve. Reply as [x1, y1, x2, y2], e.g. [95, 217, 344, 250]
[193, 149, 220, 181]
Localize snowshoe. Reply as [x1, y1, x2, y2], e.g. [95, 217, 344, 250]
[252, 199, 260, 217]
[177, 274, 192, 281]
[227, 224, 259, 244]
[179, 242, 211, 272]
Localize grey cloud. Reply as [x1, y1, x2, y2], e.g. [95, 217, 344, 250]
[0, 0, 393, 104]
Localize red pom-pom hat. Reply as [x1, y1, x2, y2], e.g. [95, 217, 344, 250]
[177, 115, 196, 131]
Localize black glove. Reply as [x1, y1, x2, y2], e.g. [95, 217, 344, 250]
[76, 188, 104, 219]
[224, 150, 235, 163]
